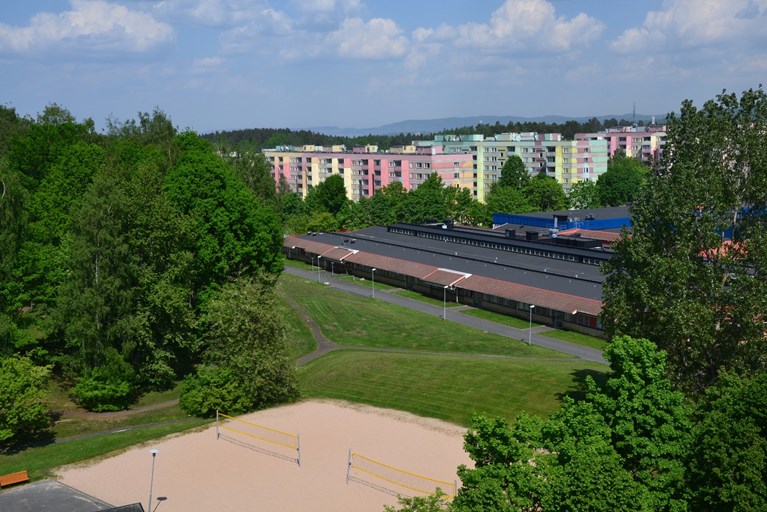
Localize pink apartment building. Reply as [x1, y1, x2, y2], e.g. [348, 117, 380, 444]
[263, 144, 474, 200]
[575, 125, 666, 163]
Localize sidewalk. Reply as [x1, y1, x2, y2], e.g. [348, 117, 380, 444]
[283, 266, 607, 365]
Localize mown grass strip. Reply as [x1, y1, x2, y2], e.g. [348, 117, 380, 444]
[459, 307, 543, 329]
[279, 274, 565, 358]
[391, 289, 463, 308]
[540, 329, 609, 351]
[299, 350, 606, 426]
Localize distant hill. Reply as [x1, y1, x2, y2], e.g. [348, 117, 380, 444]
[307, 114, 668, 137]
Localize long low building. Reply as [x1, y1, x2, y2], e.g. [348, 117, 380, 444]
[284, 223, 611, 337]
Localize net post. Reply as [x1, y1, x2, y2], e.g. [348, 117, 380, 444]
[346, 449, 352, 484]
[296, 433, 301, 467]
[216, 410, 220, 440]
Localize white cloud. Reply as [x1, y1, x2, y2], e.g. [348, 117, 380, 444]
[448, 0, 604, 52]
[0, 0, 174, 56]
[290, 0, 361, 14]
[611, 0, 767, 54]
[191, 55, 224, 73]
[326, 17, 408, 59]
[218, 8, 295, 54]
[152, 0, 268, 27]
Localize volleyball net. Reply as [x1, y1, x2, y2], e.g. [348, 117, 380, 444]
[346, 450, 456, 499]
[216, 411, 301, 466]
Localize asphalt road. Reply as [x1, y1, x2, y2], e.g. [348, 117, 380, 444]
[283, 266, 607, 365]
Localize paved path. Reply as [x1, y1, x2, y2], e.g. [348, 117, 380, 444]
[283, 266, 607, 365]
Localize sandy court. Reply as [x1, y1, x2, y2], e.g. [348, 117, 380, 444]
[56, 400, 472, 512]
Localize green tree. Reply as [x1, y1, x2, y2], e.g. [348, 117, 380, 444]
[312, 173, 348, 215]
[454, 336, 690, 512]
[180, 275, 299, 417]
[464, 200, 490, 227]
[402, 173, 448, 224]
[53, 167, 133, 380]
[444, 186, 473, 223]
[602, 87, 767, 392]
[0, 356, 51, 445]
[596, 152, 647, 206]
[336, 199, 371, 231]
[384, 489, 453, 512]
[165, 132, 284, 293]
[522, 174, 568, 212]
[497, 155, 529, 189]
[567, 179, 601, 209]
[688, 372, 767, 511]
[485, 184, 533, 216]
[369, 182, 407, 225]
[231, 152, 277, 204]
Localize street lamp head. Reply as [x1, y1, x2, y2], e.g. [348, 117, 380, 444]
[372, 268, 377, 272]
[150, 448, 159, 456]
[530, 305, 535, 310]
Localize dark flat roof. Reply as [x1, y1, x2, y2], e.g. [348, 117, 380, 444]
[301, 226, 604, 301]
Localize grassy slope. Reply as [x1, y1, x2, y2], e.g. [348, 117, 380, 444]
[299, 350, 605, 426]
[280, 274, 566, 358]
[6, 268, 607, 480]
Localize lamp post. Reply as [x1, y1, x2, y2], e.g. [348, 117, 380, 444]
[371, 268, 377, 298]
[153, 496, 168, 512]
[148, 448, 159, 512]
[317, 256, 322, 283]
[443, 285, 448, 320]
[528, 305, 535, 346]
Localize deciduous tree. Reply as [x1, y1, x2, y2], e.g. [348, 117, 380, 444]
[602, 86, 767, 392]
[0, 356, 51, 445]
[596, 152, 647, 206]
[497, 155, 529, 189]
[180, 275, 299, 416]
[523, 174, 568, 212]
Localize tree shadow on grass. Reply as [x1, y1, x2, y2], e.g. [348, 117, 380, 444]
[556, 367, 609, 403]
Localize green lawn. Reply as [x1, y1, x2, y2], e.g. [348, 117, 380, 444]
[541, 329, 609, 351]
[4, 266, 608, 482]
[279, 274, 566, 358]
[392, 289, 463, 308]
[460, 307, 543, 329]
[277, 297, 317, 360]
[300, 350, 606, 426]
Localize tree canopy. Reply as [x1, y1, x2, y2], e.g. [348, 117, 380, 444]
[0, 108, 291, 415]
[602, 86, 767, 392]
[497, 155, 529, 189]
[522, 174, 569, 212]
[596, 152, 647, 206]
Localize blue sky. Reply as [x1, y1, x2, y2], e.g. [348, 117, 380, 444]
[2, 0, 766, 133]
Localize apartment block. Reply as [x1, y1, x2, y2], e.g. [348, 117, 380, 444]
[414, 133, 609, 202]
[263, 144, 474, 201]
[575, 125, 666, 163]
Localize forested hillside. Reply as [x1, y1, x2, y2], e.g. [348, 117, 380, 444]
[201, 117, 642, 153]
[0, 105, 294, 441]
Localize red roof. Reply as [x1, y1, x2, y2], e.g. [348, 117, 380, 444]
[284, 236, 603, 316]
[457, 274, 603, 316]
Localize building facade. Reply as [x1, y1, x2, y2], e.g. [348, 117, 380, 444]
[263, 144, 474, 201]
[414, 132, 609, 202]
[575, 125, 666, 163]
